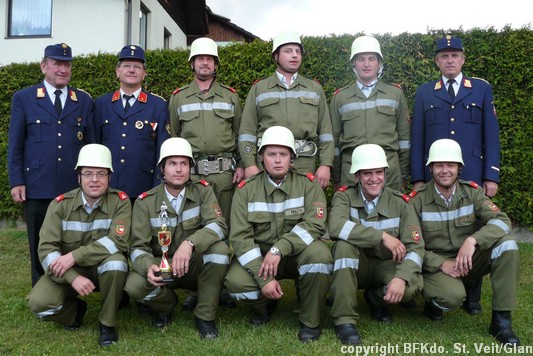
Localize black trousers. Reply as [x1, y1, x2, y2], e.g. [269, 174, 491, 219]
[24, 199, 51, 286]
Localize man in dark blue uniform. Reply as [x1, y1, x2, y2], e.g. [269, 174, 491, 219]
[410, 35, 501, 315]
[8, 43, 95, 286]
[94, 45, 169, 202]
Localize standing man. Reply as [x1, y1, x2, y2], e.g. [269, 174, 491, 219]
[8, 43, 95, 286]
[330, 35, 410, 191]
[94, 45, 169, 202]
[125, 138, 229, 339]
[239, 31, 334, 189]
[225, 126, 332, 342]
[28, 144, 131, 347]
[328, 144, 423, 345]
[410, 35, 501, 314]
[411, 139, 520, 346]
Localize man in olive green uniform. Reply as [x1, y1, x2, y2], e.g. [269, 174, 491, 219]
[169, 37, 243, 219]
[410, 139, 520, 345]
[239, 31, 334, 189]
[328, 144, 424, 345]
[330, 36, 410, 191]
[124, 138, 229, 339]
[28, 144, 131, 347]
[225, 126, 332, 343]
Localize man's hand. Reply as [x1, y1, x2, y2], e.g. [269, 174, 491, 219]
[147, 264, 166, 287]
[439, 260, 461, 278]
[258, 251, 281, 280]
[10, 185, 26, 203]
[412, 181, 424, 191]
[233, 167, 245, 184]
[261, 280, 284, 300]
[381, 232, 406, 262]
[71, 275, 95, 296]
[172, 241, 194, 278]
[483, 181, 498, 198]
[455, 237, 477, 276]
[50, 252, 76, 278]
[383, 277, 406, 304]
[245, 165, 261, 178]
[315, 165, 331, 189]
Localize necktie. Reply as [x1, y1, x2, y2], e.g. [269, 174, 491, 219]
[54, 89, 62, 115]
[447, 79, 456, 100]
[124, 94, 134, 112]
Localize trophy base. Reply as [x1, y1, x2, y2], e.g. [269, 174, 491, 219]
[155, 271, 174, 283]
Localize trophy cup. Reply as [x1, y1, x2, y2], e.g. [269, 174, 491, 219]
[157, 201, 173, 282]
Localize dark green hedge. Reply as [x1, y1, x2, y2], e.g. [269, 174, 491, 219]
[1, 27, 531, 226]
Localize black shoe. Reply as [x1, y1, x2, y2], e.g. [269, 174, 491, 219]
[182, 295, 198, 311]
[249, 299, 278, 326]
[98, 322, 118, 347]
[424, 301, 444, 321]
[462, 301, 482, 315]
[64, 299, 87, 331]
[218, 292, 237, 309]
[298, 322, 321, 343]
[336, 323, 361, 345]
[363, 289, 392, 323]
[400, 299, 417, 309]
[136, 301, 153, 316]
[195, 317, 219, 339]
[152, 313, 172, 328]
[489, 311, 520, 345]
[118, 292, 130, 311]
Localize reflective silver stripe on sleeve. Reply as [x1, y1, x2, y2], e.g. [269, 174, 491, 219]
[339, 98, 399, 114]
[491, 240, 518, 260]
[319, 133, 334, 142]
[130, 249, 150, 264]
[177, 102, 234, 115]
[238, 247, 262, 266]
[487, 218, 511, 234]
[399, 140, 410, 149]
[248, 197, 304, 213]
[150, 216, 178, 228]
[62, 219, 112, 232]
[404, 252, 423, 270]
[205, 222, 225, 240]
[239, 134, 257, 143]
[298, 263, 333, 275]
[97, 236, 119, 254]
[229, 290, 261, 301]
[42, 251, 61, 271]
[360, 217, 400, 230]
[180, 206, 200, 224]
[256, 90, 320, 104]
[291, 225, 314, 245]
[141, 286, 162, 301]
[334, 147, 340, 156]
[349, 208, 359, 220]
[421, 204, 475, 222]
[97, 260, 128, 274]
[333, 258, 359, 272]
[339, 221, 356, 241]
[35, 304, 63, 319]
[203, 253, 230, 265]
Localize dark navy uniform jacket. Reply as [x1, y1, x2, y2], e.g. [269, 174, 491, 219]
[410, 76, 500, 184]
[8, 82, 95, 199]
[94, 90, 169, 198]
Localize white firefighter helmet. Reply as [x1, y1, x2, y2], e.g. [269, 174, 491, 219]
[258, 126, 297, 156]
[350, 144, 389, 173]
[350, 35, 383, 62]
[75, 144, 113, 172]
[158, 137, 195, 166]
[188, 37, 219, 62]
[426, 139, 464, 166]
[272, 31, 303, 55]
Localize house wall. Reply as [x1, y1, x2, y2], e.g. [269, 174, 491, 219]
[208, 21, 247, 43]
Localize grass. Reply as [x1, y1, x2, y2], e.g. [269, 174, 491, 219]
[0, 230, 531, 355]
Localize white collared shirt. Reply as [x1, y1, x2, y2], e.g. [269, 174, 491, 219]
[165, 187, 186, 214]
[44, 80, 67, 108]
[121, 88, 142, 108]
[276, 71, 298, 88]
[360, 188, 381, 214]
[81, 192, 102, 214]
[434, 183, 456, 208]
[357, 79, 378, 98]
[442, 73, 463, 97]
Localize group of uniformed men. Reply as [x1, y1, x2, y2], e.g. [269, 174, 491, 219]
[8, 31, 519, 347]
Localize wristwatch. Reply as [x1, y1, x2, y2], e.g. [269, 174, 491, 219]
[270, 246, 281, 257]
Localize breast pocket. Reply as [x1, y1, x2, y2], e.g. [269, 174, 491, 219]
[463, 100, 483, 124]
[341, 110, 362, 140]
[27, 116, 51, 142]
[101, 117, 119, 141]
[298, 97, 319, 127]
[424, 103, 443, 126]
[179, 110, 200, 138]
[248, 212, 272, 242]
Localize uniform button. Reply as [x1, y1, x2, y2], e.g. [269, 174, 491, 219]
[450, 105, 455, 109]
[58, 145, 62, 149]
[105, 120, 109, 124]
[480, 155, 483, 159]
[123, 122, 127, 126]
[122, 133, 126, 137]
[58, 120, 62, 124]
[58, 157, 62, 162]
[121, 146, 126, 150]
[58, 133, 62, 137]
[451, 131, 455, 135]
[36, 120, 41, 124]
[120, 159, 125, 163]
[450, 118, 455, 122]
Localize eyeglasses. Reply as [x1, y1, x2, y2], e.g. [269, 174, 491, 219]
[120, 63, 144, 70]
[80, 172, 109, 179]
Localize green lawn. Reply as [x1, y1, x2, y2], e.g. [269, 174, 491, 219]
[1, 230, 531, 355]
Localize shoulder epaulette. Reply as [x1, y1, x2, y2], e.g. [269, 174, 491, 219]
[138, 192, 149, 200]
[312, 78, 321, 85]
[306, 173, 315, 181]
[221, 83, 237, 93]
[237, 180, 247, 189]
[55, 194, 65, 202]
[470, 76, 490, 84]
[198, 180, 210, 187]
[393, 83, 402, 89]
[150, 92, 167, 101]
[253, 77, 269, 86]
[75, 88, 92, 99]
[333, 85, 350, 96]
[116, 191, 129, 201]
[337, 185, 348, 192]
[408, 190, 417, 198]
[172, 85, 189, 95]
[459, 179, 479, 189]
[469, 181, 479, 189]
[401, 194, 411, 202]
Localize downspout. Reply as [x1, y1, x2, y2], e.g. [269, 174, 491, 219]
[126, 0, 132, 44]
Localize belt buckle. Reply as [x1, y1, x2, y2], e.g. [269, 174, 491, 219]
[201, 159, 210, 175]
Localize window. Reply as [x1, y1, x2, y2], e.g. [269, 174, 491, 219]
[164, 28, 171, 49]
[8, 0, 52, 37]
[139, 4, 149, 49]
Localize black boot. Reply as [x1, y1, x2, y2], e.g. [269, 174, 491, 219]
[489, 311, 520, 345]
[462, 278, 483, 315]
